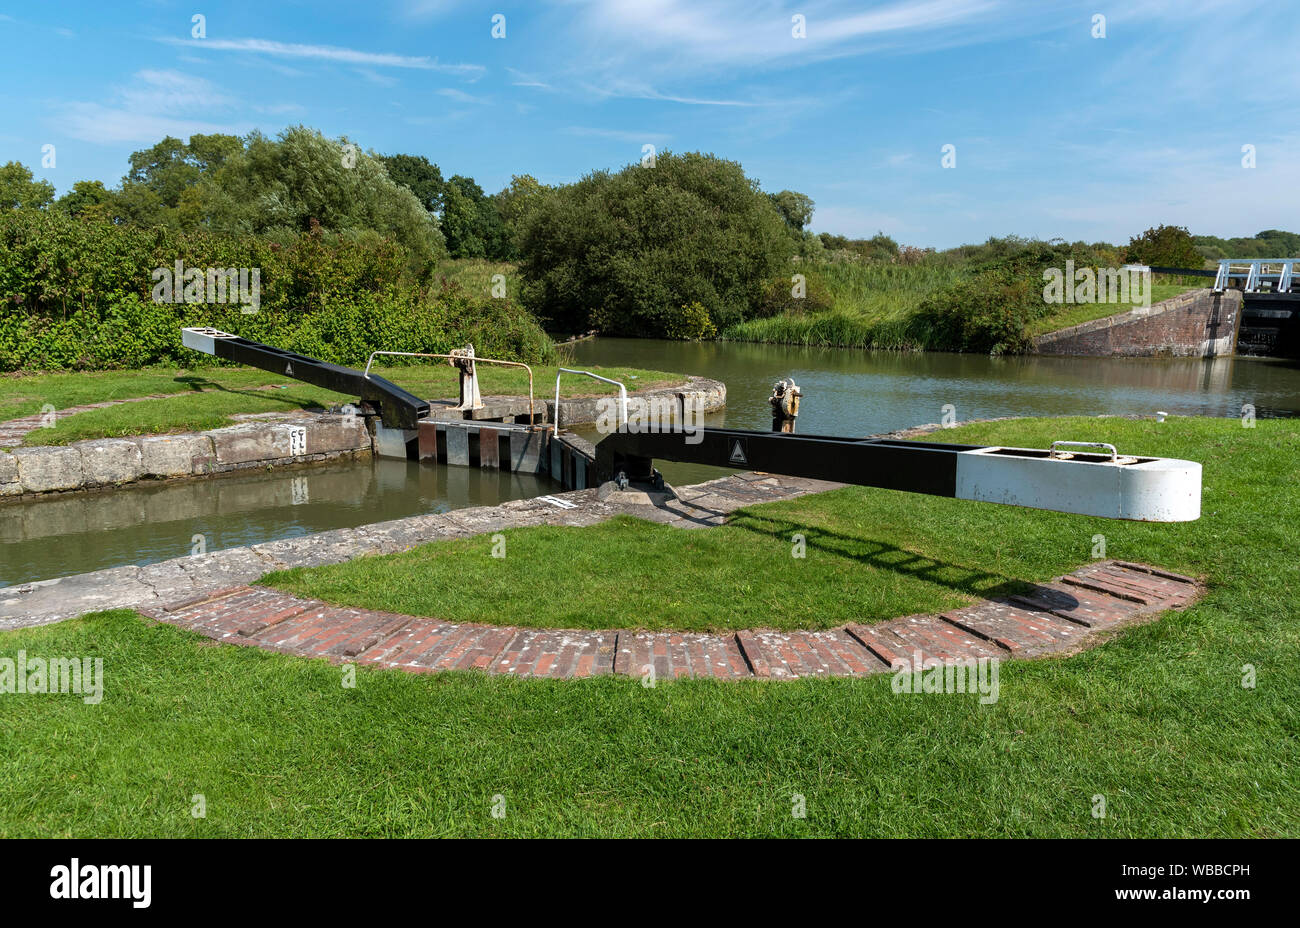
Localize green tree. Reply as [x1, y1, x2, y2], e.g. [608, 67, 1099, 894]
[518, 151, 796, 336]
[380, 153, 445, 214]
[118, 133, 244, 227]
[440, 174, 508, 259]
[1125, 225, 1204, 269]
[55, 180, 113, 219]
[203, 127, 445, 274]
[493, 174, 550, 256]
[0, 162, 55, 210]
[769, 190, 814, 232]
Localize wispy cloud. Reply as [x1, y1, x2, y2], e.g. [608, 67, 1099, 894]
[567, 0, 1002, 73]
[159, 36, 484, 75]
[438, 88, 490, 105]
[56, 69, 250, 144]
[564, 126, 672, 145]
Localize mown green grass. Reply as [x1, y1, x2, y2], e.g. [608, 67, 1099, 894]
[3, 363, 682, 447]
[1, 415, 1295, 837]
[266, 415, 1286, 633]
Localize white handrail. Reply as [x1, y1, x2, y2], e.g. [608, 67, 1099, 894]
[554, 368, 626, 433]
[363, 350, 538, 424]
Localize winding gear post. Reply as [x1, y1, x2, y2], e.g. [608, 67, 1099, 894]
[770, 377, 802, 433]
[450, 345, 484, 412]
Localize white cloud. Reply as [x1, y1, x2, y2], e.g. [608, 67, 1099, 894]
[564, 126, 673, 145]
[569, 0, 1001, 72]
[55, 70, 249, 144]
[159, 36, 484, 75]
[438, 88, 490, 104]
[60, 103, 250, 145]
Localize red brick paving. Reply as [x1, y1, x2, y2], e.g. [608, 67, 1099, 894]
[138, 561, 1202, 681]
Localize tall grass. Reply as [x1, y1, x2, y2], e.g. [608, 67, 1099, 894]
[722, 260, 965, 349]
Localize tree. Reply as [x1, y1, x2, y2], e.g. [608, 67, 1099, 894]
[0, 162, 55, 210]
[55, 180, 113, 218]
[118, 133, 243, 226]
[493, 174, 550, 256]
[518, 151, 796, 336]
[440, 174, 508, 259]
[203, 126, 445, 272]
[379, 153, 445, 214]
[769, 190, 814, 232]
[1125, 225, 1203, 269]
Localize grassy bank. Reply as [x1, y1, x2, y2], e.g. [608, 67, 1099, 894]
[1, 415, 1295, 836]
[1, 363, 681, 448]
[722, 260, 1200, 349]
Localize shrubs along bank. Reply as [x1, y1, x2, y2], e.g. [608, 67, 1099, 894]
[0, 208, 555, 372]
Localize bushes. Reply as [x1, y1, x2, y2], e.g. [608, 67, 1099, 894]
[517, 151, 795, 338]
[660, 302, 717, 340]
[0, 209, 554, 371]
[912, 240, 1120, 354]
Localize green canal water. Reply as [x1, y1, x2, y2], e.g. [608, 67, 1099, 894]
[4, 340, 1298, 586]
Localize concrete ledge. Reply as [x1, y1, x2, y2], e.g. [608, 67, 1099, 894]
[1031, 289, 1242, 358]
[2, 412, 371, 502]
[551, 376, 726, 429]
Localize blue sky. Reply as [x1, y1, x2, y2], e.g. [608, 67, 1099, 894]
[2, 0, 1296, 248]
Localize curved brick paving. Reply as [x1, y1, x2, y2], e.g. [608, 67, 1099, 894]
[139, 560, 1201, 680]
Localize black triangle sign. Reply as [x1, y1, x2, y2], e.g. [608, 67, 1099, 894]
[729, 439, 747, 465]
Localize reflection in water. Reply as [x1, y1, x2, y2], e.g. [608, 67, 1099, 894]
[571, 339, 1300, 485]
[573, 339, 1300, 433]
[0, 458, 551, 586]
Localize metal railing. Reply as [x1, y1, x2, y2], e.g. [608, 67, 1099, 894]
[553, 368, 626, 433]
[1213, 259, 1297, 294]
[364, 351, 538, 425]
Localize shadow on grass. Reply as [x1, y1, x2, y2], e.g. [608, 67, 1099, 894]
[724, 509, 1037, 603]
[171, 375, 323, 412]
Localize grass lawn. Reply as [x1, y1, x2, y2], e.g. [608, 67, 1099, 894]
[2, 362, 683, 447]
[0, 416, 1296, 836]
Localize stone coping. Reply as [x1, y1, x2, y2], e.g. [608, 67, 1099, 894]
[0, 411, 370, 502]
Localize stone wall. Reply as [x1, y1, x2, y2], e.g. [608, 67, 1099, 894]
[1031, 289, 1242, 358]
[1, 413, 370, 500]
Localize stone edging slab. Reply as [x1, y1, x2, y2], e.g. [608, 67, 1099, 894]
[0, 412, 369, 501]
[138, 560, 1202, 681]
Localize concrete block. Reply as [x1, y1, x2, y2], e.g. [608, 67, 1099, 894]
[446, 424, 470, 466]
[372, 423, 416, 460]
[134, 434, 213, 477]
[14, 445, 83, 493]
[508, 429, 545, 474]
[206, 423, 294, 466]
[306, 416, 369, 455]
[78, 438, 142, 486]
[0, 451, 20, 496]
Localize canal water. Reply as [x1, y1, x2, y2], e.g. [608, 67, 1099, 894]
[5, 340, 1298, 586]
